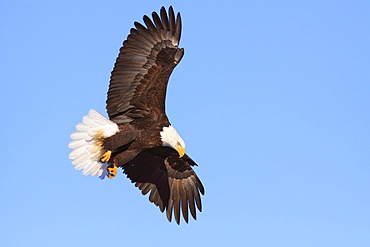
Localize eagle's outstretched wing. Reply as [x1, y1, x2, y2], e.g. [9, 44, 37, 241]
[107, 6, 184, 124]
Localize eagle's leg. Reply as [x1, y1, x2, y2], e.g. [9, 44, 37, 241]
[100, 150, 117, 178]
[101, 150, 112, 162]
[107, 165, 117, 179]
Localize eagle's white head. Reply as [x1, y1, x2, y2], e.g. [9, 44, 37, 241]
[160, 125, 186, 158]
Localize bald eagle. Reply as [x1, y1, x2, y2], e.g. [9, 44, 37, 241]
[68, 6, 204, 224]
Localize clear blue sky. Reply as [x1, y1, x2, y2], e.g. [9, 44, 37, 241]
[1, 1, 370, 246]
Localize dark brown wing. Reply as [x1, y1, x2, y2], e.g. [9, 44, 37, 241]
[107, 6, 184, 124]
[165, 153, 205, 224]
[122, 147, 205, 224]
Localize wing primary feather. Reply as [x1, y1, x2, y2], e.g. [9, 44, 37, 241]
[185, 179, 197, 220]
[192, 179, 203, 212]
[152, 11, 164, 29]
[173, 180, 181, 224]
[175, 13, 182, 43]
[160, 6, 170, 31]
[166, 201, 173, 222]
[133, 21, 146, 31]
[168, 6, 175, 32]
[149, 187, 159, 203]
[197, 177, 205, 195]
[149, 188, 165, 212]
[143, 15, 156, 31]
[140, 183, 154, 195]
[179, 179, 189, 223]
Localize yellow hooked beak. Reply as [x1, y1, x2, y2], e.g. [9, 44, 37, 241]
[175, 143, 185, 158]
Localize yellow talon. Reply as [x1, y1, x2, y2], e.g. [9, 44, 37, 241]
[101, 150, 112, 162]
[107, 166, 117, 179]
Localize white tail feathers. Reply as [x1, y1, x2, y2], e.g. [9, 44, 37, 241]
[68, 109, 119, 179]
